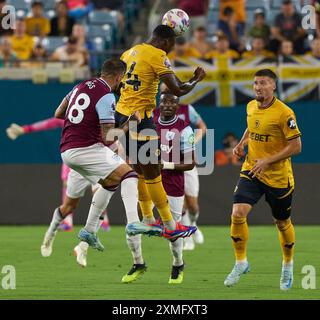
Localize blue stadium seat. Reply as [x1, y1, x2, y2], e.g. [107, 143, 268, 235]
[43, 36, 67, 52]
[88, 10, 118, 26]
[92, 37, 106, 52]
[7, 0, 28, 10]
[246, 0, 268, 9]
[87, 24, 112, 43]
[271, 0, 300, 8]
[43, 0, 58, 10]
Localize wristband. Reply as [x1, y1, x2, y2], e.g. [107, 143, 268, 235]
[163, 161, 175, 170]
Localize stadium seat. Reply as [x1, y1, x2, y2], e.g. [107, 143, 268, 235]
[7, 0, 29, 10]
[271, 0, 300, 8]
[88, 10, 118, 26]
[87, 24, 112, 43]
[245, 0, 268, 9]
[43, 36, 67, 53]
[43, 0, 58, 10]
[92, 37, 106, 52]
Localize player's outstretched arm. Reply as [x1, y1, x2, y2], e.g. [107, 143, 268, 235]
[160, 67, 206, 97]
[55, 98, 69, 119]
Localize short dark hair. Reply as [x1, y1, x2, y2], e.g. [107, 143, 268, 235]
[32, 0, 43, 7]
[101, 59, 127, 77]
[152, 25, 176, 40]
[223, 6, 234, 17]
[254, 69, 277, 81]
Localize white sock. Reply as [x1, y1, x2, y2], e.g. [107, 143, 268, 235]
[47, 207, 64, 237]
[181, 211, 191, 225]
[85, 187, 114, 233]
[170, 238, 183, 266]
[126, 234, 144, 265]
[188, 209, 199, 226]
[121, 176, 139, 224]
[236, 258, 248, 265]
[283, 260, 293, 268]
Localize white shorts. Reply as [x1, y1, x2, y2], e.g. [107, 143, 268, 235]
[184, 166, 199, 197]
[167, 195, 184, 222]
[61, 143, 125, 185]
[66, 169, 91, 199]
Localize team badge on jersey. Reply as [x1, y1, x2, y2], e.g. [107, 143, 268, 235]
[166, 131, 176, 141]
[287, 118, 296, 129]
[255, 120, 260, 128]
[188, 133, 195, 145]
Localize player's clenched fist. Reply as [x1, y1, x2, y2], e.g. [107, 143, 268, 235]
[193, 67, 206, 83]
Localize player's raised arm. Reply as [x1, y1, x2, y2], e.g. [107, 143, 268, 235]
[55, 98, 69, 119]
[160, 67, 206, 97]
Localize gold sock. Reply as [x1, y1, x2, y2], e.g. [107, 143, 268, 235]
[145, 175, 173, 222]
[231, 216, 249, 261]
[137, 175, 154, 221]
[277, 220, 295, 263]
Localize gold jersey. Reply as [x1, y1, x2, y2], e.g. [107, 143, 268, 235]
[242, 97, 301, 188]
[117, 43, 174, 118]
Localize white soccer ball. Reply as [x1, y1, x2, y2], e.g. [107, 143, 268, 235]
[162, 9, 190, 36]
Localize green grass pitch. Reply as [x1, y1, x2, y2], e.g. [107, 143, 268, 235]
[0, 225, 319, 300]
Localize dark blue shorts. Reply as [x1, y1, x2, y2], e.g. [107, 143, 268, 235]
[233, 171, 294, 220]
[114, 111, 160, 162]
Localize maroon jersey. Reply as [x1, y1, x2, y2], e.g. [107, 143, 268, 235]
[60, 78, 115, 153]
[155, 114, 194, 197]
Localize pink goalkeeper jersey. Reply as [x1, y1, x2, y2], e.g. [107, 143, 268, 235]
[22, 117, 70, 181]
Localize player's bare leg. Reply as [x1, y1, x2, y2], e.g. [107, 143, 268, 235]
[41, 197, 80, 257]
[224, 203, 251, 287]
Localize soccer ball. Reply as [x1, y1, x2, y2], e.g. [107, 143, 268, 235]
[162, 9, 190, 36]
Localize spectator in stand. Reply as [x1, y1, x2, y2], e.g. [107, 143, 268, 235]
[66, 0, 93, 20]
[215, 132, 242, 166]
[278, 39, 296, 63]
[90, 0, 125, 35]
[0, 36, 18, 67]
[167, 36, 201, 61]
[218, 6, 244, 52]
[25, 1, 51, 37]
[305, 38, 320, 60]
[0, 0, 13, 36]
[219, 0, 246, 37]
[205, 32, 240, 60]
[270, 0, 306, 54]
[189, 26, 214, 58]
[50, 1, 75, 36]
[315, 0, 320, 39]
[10, 19, 35, 60]
[51, 35, 88, 67]
[242, 36, 275, 59]
[247, 9, 271, 46]
[170, 0, 209, 39]
[71, 23, 91, 64]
